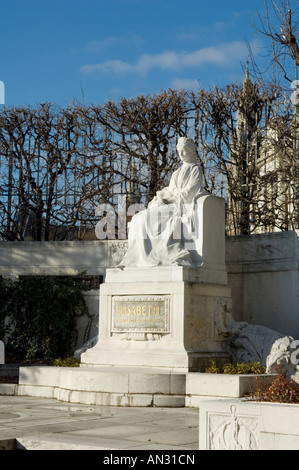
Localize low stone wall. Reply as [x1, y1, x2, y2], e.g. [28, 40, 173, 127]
[185, 373, 274, 407]
[0, 240, 127, 277]
[226, 230, 299, 337]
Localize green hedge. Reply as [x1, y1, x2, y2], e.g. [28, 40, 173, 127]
[0, 275, 92, 361]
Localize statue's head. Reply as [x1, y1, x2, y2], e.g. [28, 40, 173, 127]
[176, 137, 197, 163]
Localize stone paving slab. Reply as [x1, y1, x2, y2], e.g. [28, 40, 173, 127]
[0, 396, 199, 450]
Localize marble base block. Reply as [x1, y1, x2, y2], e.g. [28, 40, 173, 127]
[81, 267, 232, 372]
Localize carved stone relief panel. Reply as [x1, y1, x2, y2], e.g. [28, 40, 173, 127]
[208, 405, 259, 450]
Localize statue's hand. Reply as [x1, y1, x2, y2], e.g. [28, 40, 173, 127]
[161, 197, 171, 204]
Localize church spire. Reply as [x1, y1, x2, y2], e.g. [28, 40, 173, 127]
[244, 58, 250, 83]
[242, 58, 252, 94]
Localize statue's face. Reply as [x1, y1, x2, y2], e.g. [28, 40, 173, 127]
[177, 143, 195, 163]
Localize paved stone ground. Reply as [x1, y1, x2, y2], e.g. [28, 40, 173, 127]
[0, 396, 199, 450]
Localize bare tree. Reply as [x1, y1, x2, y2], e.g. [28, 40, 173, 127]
[87, 89, 191, 204]
[0, 104, 111, 240]
[253, 0, 299, 229]
[0, 92, 191, 241]
[190, 80, 295, 234]
[0, 84, 296, 240]
[255, 0, 299, 84]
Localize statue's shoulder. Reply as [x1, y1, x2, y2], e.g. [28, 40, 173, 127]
[189, 163, 202, 174]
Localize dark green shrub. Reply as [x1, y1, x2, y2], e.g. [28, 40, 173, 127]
[53, 357, 80, 367]
[1, 275, 92, 361]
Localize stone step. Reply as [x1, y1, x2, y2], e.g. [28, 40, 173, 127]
[14, 365, 276, 408]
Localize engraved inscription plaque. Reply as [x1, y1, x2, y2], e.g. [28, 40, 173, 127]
[112, 295, 170, 333]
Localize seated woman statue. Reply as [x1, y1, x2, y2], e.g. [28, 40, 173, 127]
[117, 136, 204, 268]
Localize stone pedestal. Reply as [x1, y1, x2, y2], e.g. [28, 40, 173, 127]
[80, 268, 231, 371]
[81, 195, 232, 372]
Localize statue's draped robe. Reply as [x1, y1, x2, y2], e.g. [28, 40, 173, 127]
[118, 162, 203, 268]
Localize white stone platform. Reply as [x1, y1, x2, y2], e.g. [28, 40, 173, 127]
[16, 366, 271, 408]
[18, 366, 186, 407]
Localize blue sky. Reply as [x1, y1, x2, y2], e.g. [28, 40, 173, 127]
[0, 0, 271, 108]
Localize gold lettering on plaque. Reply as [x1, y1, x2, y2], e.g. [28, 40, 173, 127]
[112, 296, 169, 333]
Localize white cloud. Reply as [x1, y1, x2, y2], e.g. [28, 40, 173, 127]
[180, 42, 248, 67]
[80, 59, 134, 76]
[170, 78, 200, 91]
[80, 41, 248, 77]
[177, 19, 235, 43]
[78, 32, 144, 55]
[136, 51, 181, 75]
[84, 38, 120, 54]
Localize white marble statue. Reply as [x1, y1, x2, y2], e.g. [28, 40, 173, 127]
[117, 137, 205, 268]
[216, 297, 299, 380]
